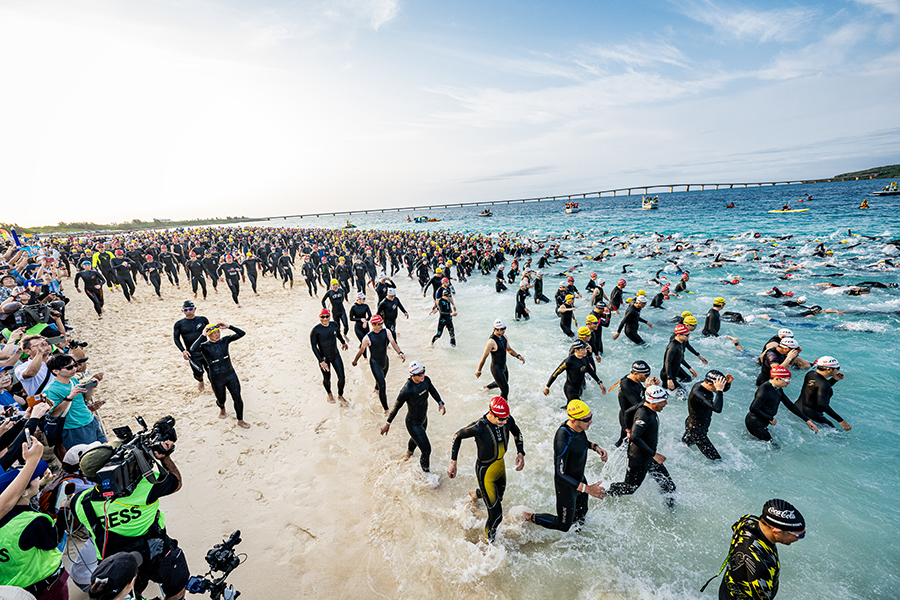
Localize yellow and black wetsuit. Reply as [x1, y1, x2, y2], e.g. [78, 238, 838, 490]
[713, 515, 780, 599]
[450, 414, 524, 542]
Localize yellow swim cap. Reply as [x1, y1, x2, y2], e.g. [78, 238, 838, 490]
[436, 267, 443, 273]
[567, 399, 591, 420]
[586, 315, 598, 323]
[714, 297, 726, 305]
[330, 278, 338, 285]
[684, 315, 698, 326]
[637, 289, 646, 296]
[626, 297, 633, 304]
[578, 326, 591, 337]
[681, 310, 692, 317]
[565, 294, 574, 301]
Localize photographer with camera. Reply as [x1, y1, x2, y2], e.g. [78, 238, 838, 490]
[43, 354, 106, 451]
[73, 427, 190, 600]
[14, 336, 53, 398]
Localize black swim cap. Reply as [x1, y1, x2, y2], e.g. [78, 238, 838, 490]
[760, 499, 805, 532]
[631, 360, 651, 374]
[705, 370, 725, 383]
[182, 300, 195, 309]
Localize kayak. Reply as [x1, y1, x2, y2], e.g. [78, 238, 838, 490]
[767, 209, 809, 213]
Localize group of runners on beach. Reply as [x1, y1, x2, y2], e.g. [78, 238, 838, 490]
[5, 222, 893, 599]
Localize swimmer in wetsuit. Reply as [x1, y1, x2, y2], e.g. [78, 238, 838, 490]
[381, 361, 446, 472]
[607, 386, 676, 505]
[173, 300, 209, 391]
[311, 308, 348, 405]
[74, 260, 106, 317]
[745, 366, 818, 442]
[683, 371, 732, 460]
[615, 361, 660, 447]
[476, 319, 525, 400]
[348, 293, 372, 357]
[447, 396, 525, 543]
[794, 356, 851, 431]
[524, 399, 608, 533]
[543, 340, 604, 401]
[612, 295, 652, 344]
[352, 315, 405, 414]
[191, 322, 250, 428]
[660, 325, 696, 391]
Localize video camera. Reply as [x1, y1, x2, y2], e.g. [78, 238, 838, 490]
[187, 530, 244, 600]
[92, 415, 177, 498]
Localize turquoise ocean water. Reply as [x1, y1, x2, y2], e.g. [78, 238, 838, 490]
[262, 180, 899, 599]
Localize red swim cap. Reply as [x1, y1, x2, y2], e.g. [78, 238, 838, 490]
[319, 308, 330, 317]
[489, 396, 509, 419]
[370, 315, 384, 324]
[618, 279, 626, 286]
[674, 324, 690, 335]
[770, 365, 791, 379]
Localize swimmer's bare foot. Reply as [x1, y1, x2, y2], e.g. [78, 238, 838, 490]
[338, 395, 349, 406]
[198, 381, 205, 392]
[218, 409, 226, 419]
[237, 420, 251, 429]
[327, 393, 336, 404]
[468, 490, 479, 502]
[402, 452, 412, 461]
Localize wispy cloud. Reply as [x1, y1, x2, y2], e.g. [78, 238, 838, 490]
[465, 166, 557, 183]
[851, 0, 900, 15]
[676, 0, 818, 43]
[756, 22, 869, 79]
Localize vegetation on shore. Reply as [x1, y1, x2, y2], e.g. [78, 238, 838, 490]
[833, 164, 900, 181]
[0, 216, 256, 236]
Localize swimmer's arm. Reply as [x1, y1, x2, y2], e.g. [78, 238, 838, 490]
[226, 326, 245, 341]
[552, 431, 581, 489]
[508, 417, 525, 456]
[545, 360, 567, 388]
[385, 393, 407, 424]
[449, 422, 480, 460]
[475, 340, 495, 374]
[428, 381, 443, 407]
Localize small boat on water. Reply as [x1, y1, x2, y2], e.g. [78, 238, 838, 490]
[642, 196, 659, 210]
[873, 181, 899, 196]
[768, 208, 809, 213]
[342, 221, 357, 229]
[478, 209, 493, 217]
[564, 201, 580, 214]
[413, 216, 429, 223]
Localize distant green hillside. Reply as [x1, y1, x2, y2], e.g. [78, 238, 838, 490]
[833, 164, 900, 180]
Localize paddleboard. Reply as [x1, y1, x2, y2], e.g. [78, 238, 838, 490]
[767, 209, 809, 213]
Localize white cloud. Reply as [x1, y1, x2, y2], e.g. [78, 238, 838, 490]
[676, 0, 818, 43]
[851, 0, 900, 15]
[756, 22, 869, 79]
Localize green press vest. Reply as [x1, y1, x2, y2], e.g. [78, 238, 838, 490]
[0, 511, 62, 587]
[74, 478, 167, 558]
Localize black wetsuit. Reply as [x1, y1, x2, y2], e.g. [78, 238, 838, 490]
[242, 257, 260, 293]
[301, 261, 317, 296]
[609, 286, 624, 311]
[746, 381, 809, 441]
[794, 371, 843, 427]
[348, 303, 372, 356]
[608, 405, 676, 501]
[485, 334, 510, 398]
[191, 327, 246, 420]
[515, 287, 530, 320]
[217, 262, 242, 305]
[174, 315, 210, 382]
[74, 269, 106, 316]
[756, 350, 787, 386]
[660, 339, 692, 388]
[703, 308, 721, 336]
[450, 414, 524, 542]
[277, 254, 294, 285]
[683, 382, 726, 459]
[323, 288, 349, 334]
[559, 304, 576, 337]
[186, 259, 207, 298]
[534, 278, 550, 304]
[546, 354, 600, 401]
[377, 296, 407, 340]
[111, 257, 138, 300]
[650, 292, 665, 308]
[310, 321, 346, 397]
[431, 296, 456, 346]
[159, 251, 179, 285]
[366, 328, 392, 411]
[616, 303, 648, 345]
[615, 376, 645, 447]
[144, 260, 163, 297]
[386, 376, 443, 471]
[531, 422, 597, 532]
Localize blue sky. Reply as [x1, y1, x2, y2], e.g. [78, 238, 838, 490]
[2, 0, 899, 225]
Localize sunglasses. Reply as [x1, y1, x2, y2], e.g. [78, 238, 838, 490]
[411, 372, 426, 377]
[575, 415, 593, 422]
[489, 412, 508, 421]
[61, 364, 77, 370]
[182, 308, 195, 312]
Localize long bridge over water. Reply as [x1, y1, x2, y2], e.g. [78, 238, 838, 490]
[262, 176, 876, 220]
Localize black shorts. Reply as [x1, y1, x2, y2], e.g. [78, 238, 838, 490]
[151, 542, 191, 596]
